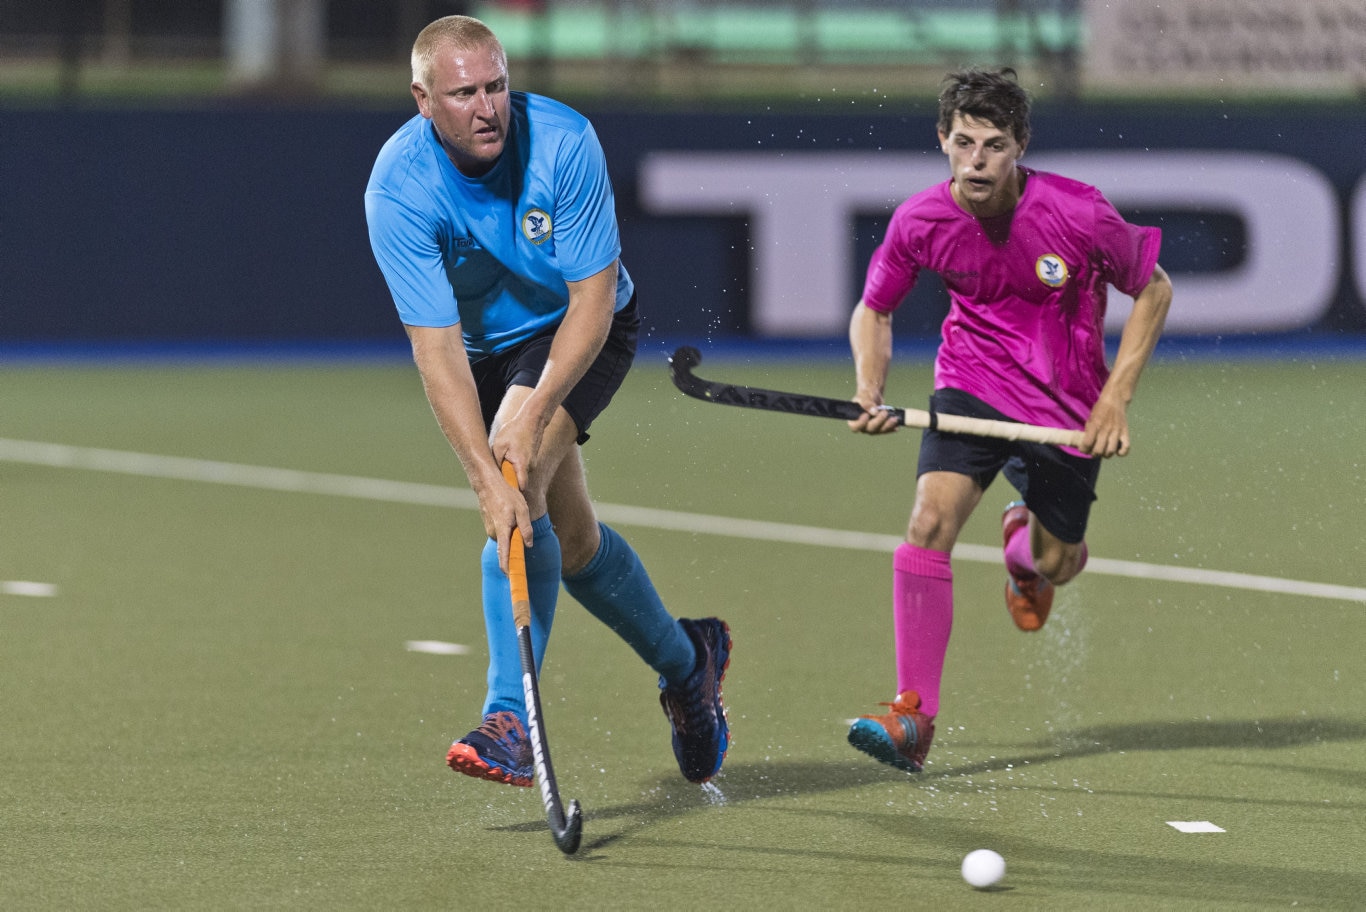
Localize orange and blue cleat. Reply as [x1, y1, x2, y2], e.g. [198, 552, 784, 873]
[847, 691, 936, 773]
[1002, 501, 1054, 631]
[446, 710, 534, 787]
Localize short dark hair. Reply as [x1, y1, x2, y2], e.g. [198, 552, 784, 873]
[937, 67, 1031, 146]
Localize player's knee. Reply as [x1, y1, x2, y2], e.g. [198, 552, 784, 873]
[556, 519, 602, 576]
[907, 504, 959, 551]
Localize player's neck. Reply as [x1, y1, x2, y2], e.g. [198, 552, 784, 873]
[431, 124, 500, 178]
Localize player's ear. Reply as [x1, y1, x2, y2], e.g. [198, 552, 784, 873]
[937, 130, 950, 154]
[411, 82, 431, 117]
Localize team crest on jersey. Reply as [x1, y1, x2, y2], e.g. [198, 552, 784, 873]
[522, 208, 552, 245]
[1035, 254, 1069, 288]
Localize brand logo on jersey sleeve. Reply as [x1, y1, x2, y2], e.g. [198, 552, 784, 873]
[522, 208, 552, 245]
[1035, 254, 1069, 288]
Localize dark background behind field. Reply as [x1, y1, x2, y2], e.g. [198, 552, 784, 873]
[3, 104, 1366, 347]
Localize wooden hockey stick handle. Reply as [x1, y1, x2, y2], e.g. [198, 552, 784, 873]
[899, 408, 1085, 448]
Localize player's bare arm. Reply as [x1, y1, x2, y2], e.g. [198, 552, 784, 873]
[848, 300, 899, 434]
[407, 321, 532, 565]
[492, 262, 618, 487]
[1084, 264, 1173, 458]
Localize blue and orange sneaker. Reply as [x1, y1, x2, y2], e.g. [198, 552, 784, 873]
[1002, 501, 1054, 631]
[445, 711, 533, 787]
[847, 691, 936, 773]
[659, 617, 731, 783]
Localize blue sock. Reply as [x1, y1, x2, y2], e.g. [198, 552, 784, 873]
[562, 522, 696, 685]
[481, 514, 560, 720]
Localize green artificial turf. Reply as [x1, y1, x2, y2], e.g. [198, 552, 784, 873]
[2, 354, 1364, 909]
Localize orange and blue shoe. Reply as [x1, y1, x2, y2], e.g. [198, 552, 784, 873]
[1003, 501, 1054, 632]
[659, 617, 732, 784]
[847, 691, 936, 773]
[445, 711, 533, 787]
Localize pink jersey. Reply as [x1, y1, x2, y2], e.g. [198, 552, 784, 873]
[862, 167, 1161, 433]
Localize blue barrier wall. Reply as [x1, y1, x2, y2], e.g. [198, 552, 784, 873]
[2, 103, 1364, 345]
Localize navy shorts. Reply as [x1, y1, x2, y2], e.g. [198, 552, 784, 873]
[469, 295, 639, 446]
[916, 388, 1100, 544]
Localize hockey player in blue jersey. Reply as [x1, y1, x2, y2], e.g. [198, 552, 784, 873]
[365, 15, 730, 788]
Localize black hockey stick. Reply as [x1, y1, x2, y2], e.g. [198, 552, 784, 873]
[501, 462, 584, 855]
[669, 345, 1084, 448]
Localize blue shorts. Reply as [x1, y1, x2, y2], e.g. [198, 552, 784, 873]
[469, 295, 639, 446]
[916, 388, 1099, 544]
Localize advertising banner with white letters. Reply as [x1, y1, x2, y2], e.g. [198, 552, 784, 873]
[617, 108, 1366, 341]
[2, 106, 1364, 344]
[638, 148, 1348, 336]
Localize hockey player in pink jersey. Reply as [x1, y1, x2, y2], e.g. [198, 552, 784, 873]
[845, 67, 1173, 774]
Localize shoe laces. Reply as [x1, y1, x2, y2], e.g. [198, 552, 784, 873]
[476, 711, 526, 750]
[876, 692, 924, 717]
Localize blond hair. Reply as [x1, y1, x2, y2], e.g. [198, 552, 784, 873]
[410, 15, 507, 87]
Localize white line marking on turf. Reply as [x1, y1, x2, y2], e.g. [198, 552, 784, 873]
[405, 640, 470, 655]
[1168, 821, 1225, 833]
[0, 438, 479, 510]
[1, 580, 58, 597]
[3, 437, 1363, 605]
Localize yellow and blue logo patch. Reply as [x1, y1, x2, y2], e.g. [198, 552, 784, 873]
[1035, 253, 1068, 288]
[522, 208, 552, 245]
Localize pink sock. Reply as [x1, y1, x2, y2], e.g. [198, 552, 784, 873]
[893, 543, 953, 718]
[1004, 520, 1036, 579]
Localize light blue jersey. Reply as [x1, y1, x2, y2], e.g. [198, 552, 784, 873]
[365, 93, 633, 356]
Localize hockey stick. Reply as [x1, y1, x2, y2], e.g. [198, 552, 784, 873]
[669, 346, 1084, 448]
[501, 462, 584, 855]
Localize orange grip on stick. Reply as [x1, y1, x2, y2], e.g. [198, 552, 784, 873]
[500, 462, 531, 627]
